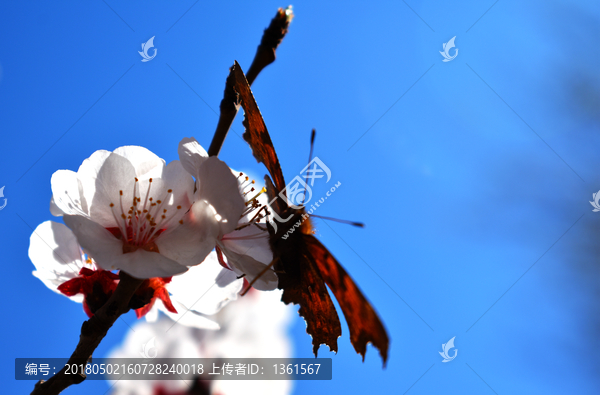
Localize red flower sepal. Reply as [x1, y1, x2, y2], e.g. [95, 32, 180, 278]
[58, 267, 119, 317]
[131, 277, 178, 319]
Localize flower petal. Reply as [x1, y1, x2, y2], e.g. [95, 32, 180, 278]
[49, 196, 64, 216]
[76, 149, 111, 215]
[156, 200, 221, 268]
[160, 300, 221, 330]
[29, 221, 84, 302]
[89, 152, 139, 228]
[77, 149, 111, 180]
[144, 305, 159, 322]
[177, 137, 208, 179]
[63, 215, 188, 279]
[140, 160, 194, 221]
[111, 249, 190, 279]
[112, 146, 165, 180]
[218, 242, 278, 291]
[221, 225, 273, 266]
[196, 157, 245, 235]
[50, 170, 89, 217]
[62, 214, 124, 268]
[168, 252, 243, 316]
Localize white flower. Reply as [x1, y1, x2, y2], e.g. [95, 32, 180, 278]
[179, 137, 278, 290]
[50, 145, 244, 279]
[109, 289, 294, 395]
[29, 220, 243, 328]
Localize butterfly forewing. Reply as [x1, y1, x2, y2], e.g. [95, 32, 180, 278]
[231, 61, 286, 193]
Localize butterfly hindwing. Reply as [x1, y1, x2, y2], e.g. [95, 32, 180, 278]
[278, 233, 342, 355]
[304, 234, 389, 365]
[264, 176, 342, 355]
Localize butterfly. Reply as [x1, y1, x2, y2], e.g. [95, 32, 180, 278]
[230, 61, 389, 365]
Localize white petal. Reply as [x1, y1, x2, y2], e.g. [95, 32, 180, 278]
[112, 146, 165, 179]
[221, 225, 273, 265]
[177, 137, 208, 178]
[76, 149, 111, 180]
[88, 152, 138, 227]
[62, 215, 124, 270]
[218, 242, 278, 291]
[63, 215, 188, 278]
[143, 160, 194, 217]
[156, 200, 221, 267]
[50, 170, 89, 217]
[144, 305, 159, 323]
[196, 156, 245, 235]
[112, 248, 190, 279]
[29, 221, 84, 302]
[160, 300, 220, 330]
[162, 160, 195, 198]
[49, 196, 63, 216]
[76, 150, 111, 215]
[233, 169, 270, 224]
[168, 252, 243, 316]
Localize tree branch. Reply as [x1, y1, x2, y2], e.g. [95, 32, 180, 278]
[207, 6, 294, 157]
[31, 272, 144, 395]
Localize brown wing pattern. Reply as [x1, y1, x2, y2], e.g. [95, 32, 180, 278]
[231, 61, 286, 192]
[276, 231, 342, 356]
[235, 62, 389, 365]
[264, 177, 342, 355]
[278, 257, 342, 356]
[304, 234, 390, 365]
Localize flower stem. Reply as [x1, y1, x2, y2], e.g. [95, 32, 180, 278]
[30, 272, 144, 395]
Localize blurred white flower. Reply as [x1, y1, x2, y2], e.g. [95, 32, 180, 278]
[109, 288, 294, 395]
[51, 145, 244, 279]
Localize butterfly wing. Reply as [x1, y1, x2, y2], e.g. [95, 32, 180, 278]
[234, 62, 388, 365]
[278, 249, 343, 356]
[263, 177, 343, 355]
[304, 234, 389, 365]
[231, 61, 286, 192]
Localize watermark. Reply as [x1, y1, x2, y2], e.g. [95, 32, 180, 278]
[15, 358, 332, 380]
[281, 181, 342, 240]
[439, 336, 457, 362]
[139, 36, 157, 62]
[440, 36, 458, 62]
[0, 186, 6, 210]
[264, 157, 340, 234]
[590, 190, 600, 212]
[140, 337, 157, 360]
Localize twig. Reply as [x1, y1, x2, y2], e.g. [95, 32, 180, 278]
[207, 6, 294, 157]
[30, 272, 144, 395]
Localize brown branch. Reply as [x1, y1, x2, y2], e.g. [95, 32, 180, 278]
[207, 6, 294, 157]
[30, 272, 144, 395]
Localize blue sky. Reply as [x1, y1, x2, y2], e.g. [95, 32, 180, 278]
[1, 1, 600, 394]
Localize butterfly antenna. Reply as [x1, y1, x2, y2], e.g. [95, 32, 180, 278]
[302, 129, 317, 206]
[310, 214, 365, 228]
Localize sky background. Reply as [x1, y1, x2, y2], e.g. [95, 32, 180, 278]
[1, 0, 600, 394]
